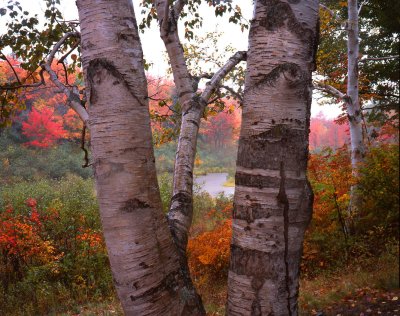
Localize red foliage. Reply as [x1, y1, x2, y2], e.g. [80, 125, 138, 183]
[309, 114, 349, 150]
[201, 108, 241, 148]
[22, 107, 67, 147]
[0, 199, 56, 264]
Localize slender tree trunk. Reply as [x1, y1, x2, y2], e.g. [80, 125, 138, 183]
[154, 2, 247, 312]
[227, 1, 318, 315]
[347, 0, 365, 227]
[76, 1, 191, 314]
[154, 2, 207, 313]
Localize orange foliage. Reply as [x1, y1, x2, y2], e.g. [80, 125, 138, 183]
[63, 108, 84, 140]
[302, 146, 354, 275]
[0, 199, 58, 265]
[188, 219, 232, 284]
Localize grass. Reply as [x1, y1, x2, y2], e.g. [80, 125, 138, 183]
[299, 247, 399, 314]
[54, 299, 123, 316]
[47, 247, 398, 315]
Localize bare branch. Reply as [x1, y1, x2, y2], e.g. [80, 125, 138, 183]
[314, 81, 347, 100]
[220, 84, 243, 103]
[1, 52, 22, 85]
[42, 63, 89, 124]
[358, 0, 367, 15]
[201, 51, 247, 102]
[0, 69, 46, 91]
[207, 95, 221, 105]
[319, 3, 335, 18]
[156, 0, 171, 33]
[155, 0, 195, 111]
[197, 73, 214, 80]
[57, 38, 80, 65]
[359, 55, 399, 63]
[48, 31, 80, 65]
[173, 0, 187, 17]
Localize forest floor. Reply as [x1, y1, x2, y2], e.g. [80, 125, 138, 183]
[60, 289, 399, 316]
[305, 288, 400, 316]
[60, 254, 398, 316]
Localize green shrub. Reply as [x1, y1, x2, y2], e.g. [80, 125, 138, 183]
[0, 176, 114, 316]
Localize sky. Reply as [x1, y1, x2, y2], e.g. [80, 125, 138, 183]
[1, 0, 342, 118]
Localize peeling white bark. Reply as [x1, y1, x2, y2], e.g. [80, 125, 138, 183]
[227, 0, 318, 314]
[154, 2, 246, 314]
[347, 0, 365, 170]
[76, 1, 189, 314]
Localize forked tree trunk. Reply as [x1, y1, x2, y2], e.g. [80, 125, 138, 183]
[346, 0, 365, 227]
[154, 2, 246, 314]
[227, 0, 318, 315]
[76, 1, 190, 314]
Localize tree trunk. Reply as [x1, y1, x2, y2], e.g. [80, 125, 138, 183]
[76, 1, 191, 314]
[154, 2, 247, 312]
[347, 0, 365, 227]
[227, 0, 318, 315]
[154, 2, 207, 313]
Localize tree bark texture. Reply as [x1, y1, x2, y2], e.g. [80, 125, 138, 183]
[227, 0, 318, 315]
[154, 2, 207, 314]
[346, 0, 365, 227]
[154, 2, 246, 314]
[347, 0, 365, 171]
[76, 1, 190, 314]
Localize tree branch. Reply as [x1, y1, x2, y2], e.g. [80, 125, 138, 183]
[314, 81, 347, 100]
[173, 0, 187, 17]
[42, 63, 89, 124]
[319, 3, 336, 17]
[201, 51, 247, 102]
[48, 31, 80, 65]
[156, 0, 171, 34]
[358, 0, 367, 15]
[155, 0, 195, 111]
[220, 84, 243, 103]
[57, 37, 80, 65]
[359, 55, 399, 63]
[1, 52, 22, 85]
[0, 69, 46, 91]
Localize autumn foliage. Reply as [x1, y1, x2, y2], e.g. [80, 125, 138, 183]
[22, 107, 67, 147]
[188, 219, 232, 284]
[0, 199, 58, 268]
[0, 177, 112, 315]
[309, 114, 349, 150]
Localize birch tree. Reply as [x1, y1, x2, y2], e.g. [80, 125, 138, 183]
[315, 0, 399, 229]
[75, 0, 203, 314]
[316, 0, 365, 175]
[1, 0, 321, 314]
[150, 2, 246, 311]
[227, 1, 318, 314]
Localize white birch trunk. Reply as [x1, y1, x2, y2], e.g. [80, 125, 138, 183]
[76, 1, 191, 314]
[154, 2, 246, 313]
[154, 2, 206, 313]
[227, 0, 318, 314]
[347, 0, 365, 224]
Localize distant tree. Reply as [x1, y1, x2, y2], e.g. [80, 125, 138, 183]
[309, 115, 349, 150]
[201, 108, 240, 149]
[315, 0, 399, 230]
[22, 107, 66, 147]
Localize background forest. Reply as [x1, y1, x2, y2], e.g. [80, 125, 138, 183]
[0, 0, 399, 315]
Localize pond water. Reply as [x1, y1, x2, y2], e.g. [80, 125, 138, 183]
[194, 172, 235, 197]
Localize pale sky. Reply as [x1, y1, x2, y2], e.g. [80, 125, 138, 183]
[1, 0, 342, 118]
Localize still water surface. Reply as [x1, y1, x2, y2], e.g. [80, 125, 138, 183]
[194, 172, 234, 197]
